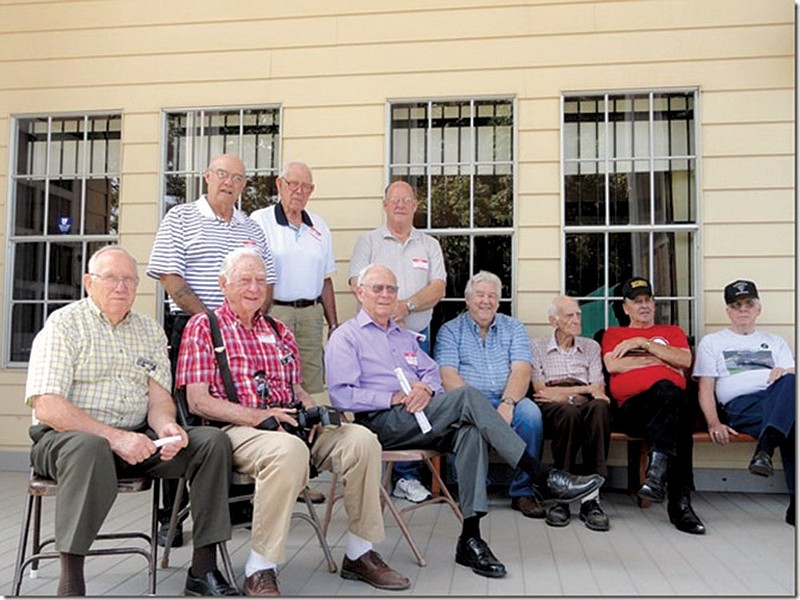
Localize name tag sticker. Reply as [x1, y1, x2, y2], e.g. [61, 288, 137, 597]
[411, 257, 429, 271]
[259, 333, 276, 345]
[404, 352, 418, 366]
[242, 240, 257, 247]
[309, 227, 323, 242]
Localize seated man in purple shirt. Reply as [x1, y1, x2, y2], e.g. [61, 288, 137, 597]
[325, 264, 604, 579]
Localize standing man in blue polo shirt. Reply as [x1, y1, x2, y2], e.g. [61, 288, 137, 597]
[251, 161, 338, 401]
[147, 152, 277, 545]
[435, 270, 545, 518]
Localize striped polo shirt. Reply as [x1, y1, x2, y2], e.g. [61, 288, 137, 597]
[147, 196, 277, 313]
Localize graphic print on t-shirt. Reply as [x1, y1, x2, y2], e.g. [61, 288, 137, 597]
[722, 349, 774, 374]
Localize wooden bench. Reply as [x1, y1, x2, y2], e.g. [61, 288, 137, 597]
[612, 430, 757, 507]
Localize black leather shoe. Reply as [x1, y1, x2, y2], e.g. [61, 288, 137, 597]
[538, 470, 604, 505]
[455, 536, 507, 578]
[638, 451, 669, 503]
[749, 449, 774, 477]
[668, 497, 706, 535]
[185, 569, 238, 596]
[786, 497, 795, 526]
[545, 503, 570, 527]
[579, 498, 610, 532]
[157, 521, 183, 548]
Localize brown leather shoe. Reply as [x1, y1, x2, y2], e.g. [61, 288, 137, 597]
[511, 495, 546, 518]
[244, 568, 280, 596]
[340, 550, 410, 590]
[298, 485, 326, 504]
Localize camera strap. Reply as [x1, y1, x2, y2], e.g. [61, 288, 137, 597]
[204, 309, 240, 405]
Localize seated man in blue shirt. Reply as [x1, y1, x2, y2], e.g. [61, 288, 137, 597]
[435, 270, 545, 519]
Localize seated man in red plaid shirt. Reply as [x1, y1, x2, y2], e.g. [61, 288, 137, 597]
[176, 247, 409, 596]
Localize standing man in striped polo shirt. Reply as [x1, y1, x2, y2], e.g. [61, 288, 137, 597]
[147, 152, 277, 546]
[250, 161, 338, 403]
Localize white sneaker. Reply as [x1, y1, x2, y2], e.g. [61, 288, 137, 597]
[392, 478, 433, 503]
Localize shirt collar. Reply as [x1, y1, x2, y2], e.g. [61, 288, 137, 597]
[196, 195, 246, 224]
[379, 225, 419, 242]
[86, 296, 132, 327]
[356, 308, 402, 333]
[219, 299, 263, 326]
[275, 201, 314, 228]
[546, 330, 583, 354]
[464, 310, 497, 335]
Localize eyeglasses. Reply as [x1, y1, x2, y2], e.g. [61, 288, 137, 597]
[233, 276, 268, 289]
[282, 179, 314, 194]
[385, 196, 416, 205]
[210, 168, 247, 185]
[89, 273, 139, 289]
[360, 283, 399, 295]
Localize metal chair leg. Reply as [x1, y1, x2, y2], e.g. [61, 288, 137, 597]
[160, 476, 188, 569]
[299, 489, 337, 573]
[10, 493, 34, 596]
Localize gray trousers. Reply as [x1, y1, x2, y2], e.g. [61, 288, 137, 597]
[357, 385, 527, 519]
[30, 425, 233, 555]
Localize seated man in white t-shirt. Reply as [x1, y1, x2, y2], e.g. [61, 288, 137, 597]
[693, 279, 795, 525]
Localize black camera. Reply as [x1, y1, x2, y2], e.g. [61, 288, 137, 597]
[256, 403, 341, 443]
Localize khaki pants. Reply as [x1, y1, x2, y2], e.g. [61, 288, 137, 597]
[225, 423, 384, 563]
[269, 303, 325, 394]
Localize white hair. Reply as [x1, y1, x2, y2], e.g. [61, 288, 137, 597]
[356, 263, 396, 286]
[280, 160, 311, 179]
[464, 270, 502, 300]
[219, 247, 266, 283]
[87, 245, 137, 274]
[546, 295, 577, 319]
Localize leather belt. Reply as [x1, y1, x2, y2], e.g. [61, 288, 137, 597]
[273, 298, 320, 308]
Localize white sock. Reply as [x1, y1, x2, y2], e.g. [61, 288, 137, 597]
[580, 488, 600, 504]
[245, 549, 278, 577]
[345, 532, 373, 561]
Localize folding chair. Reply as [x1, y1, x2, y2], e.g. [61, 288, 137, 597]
[11, 470, 159, 596]
[322, 448, 463, 567]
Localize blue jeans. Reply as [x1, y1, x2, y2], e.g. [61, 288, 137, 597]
[487, 397, 543, 497]
[722, 374, 795, 494]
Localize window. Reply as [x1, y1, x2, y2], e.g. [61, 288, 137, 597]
[562, 91, 698, 339]
[163, 107, 281, 215]
[160, 107, 281, 325]
[7, 114, 121, 364]
[388, 99, 514, 334]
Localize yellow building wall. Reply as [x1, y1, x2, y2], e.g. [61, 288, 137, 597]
[0, 0, 794, 465]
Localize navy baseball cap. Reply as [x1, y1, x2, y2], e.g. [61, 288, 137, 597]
[620, 277, 653, 300]
[724, 279, 759, 305]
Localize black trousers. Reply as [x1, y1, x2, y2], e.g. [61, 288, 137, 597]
[537, 398, 611, 477]
[615, 380, 695, 497]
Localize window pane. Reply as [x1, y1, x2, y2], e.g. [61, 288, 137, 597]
[391, 103, 428, 165]
[656, 299, 693, 340]
[84, 177, 119, 235]
[16, 118, 49, 177]
[88, 115, 122, 174]
[609, 231, 650, 292]
[431, 101, 471, 165]
[249, 109, 280, 171]
[565, 233, 604, 297]
[654, 158, 695, 224]
[609, 95, 650, 159]
[47, 179, 82, 235]
[564, 164, 605, 226]
[430, 170, 470, 228]
[48, 117, 83, 178]
[653, 231, 694, 298]
[14, 179, 45, 235]
[610, 160, 651, 225]
[438, 235, 470, 298]
[577, 299, 624, 341]
[474, 173, 512, 228]
[654, 93, 695, 157]
[476, 100, 512, 163]
[474, 235, 511, 295]
[564, 96, 606, 161]
[49, 242, 84, 301]
[13, 242, 46, 300]
[242, 174, 278, 214]
[10, 303, 44, 363]
[166, 113, 189, 172]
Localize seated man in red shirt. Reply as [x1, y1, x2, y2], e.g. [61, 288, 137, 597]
[601, 277, 704, 535]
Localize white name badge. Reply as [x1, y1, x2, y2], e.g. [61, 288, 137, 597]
[404, 352, 418, 366]
[411, 257, 429, 271]
[259, 332, 276, 345]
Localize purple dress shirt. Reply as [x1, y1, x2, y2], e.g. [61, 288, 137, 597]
[325, 309, 443, 413]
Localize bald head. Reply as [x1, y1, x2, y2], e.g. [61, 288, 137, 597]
[548, 295, 582, 338]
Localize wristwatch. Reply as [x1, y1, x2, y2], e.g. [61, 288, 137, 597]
[406, 300, 417, 313]
[502, 397, 515, 406]
[567, 395, 576, 405]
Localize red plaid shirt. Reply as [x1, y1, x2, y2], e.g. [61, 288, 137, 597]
[176, 301, 302, 408]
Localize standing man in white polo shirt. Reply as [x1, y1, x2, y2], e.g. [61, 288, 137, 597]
[147, 152, 277, 545]
[250, 161, 339, 399]
[348, 180, 446, 503]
